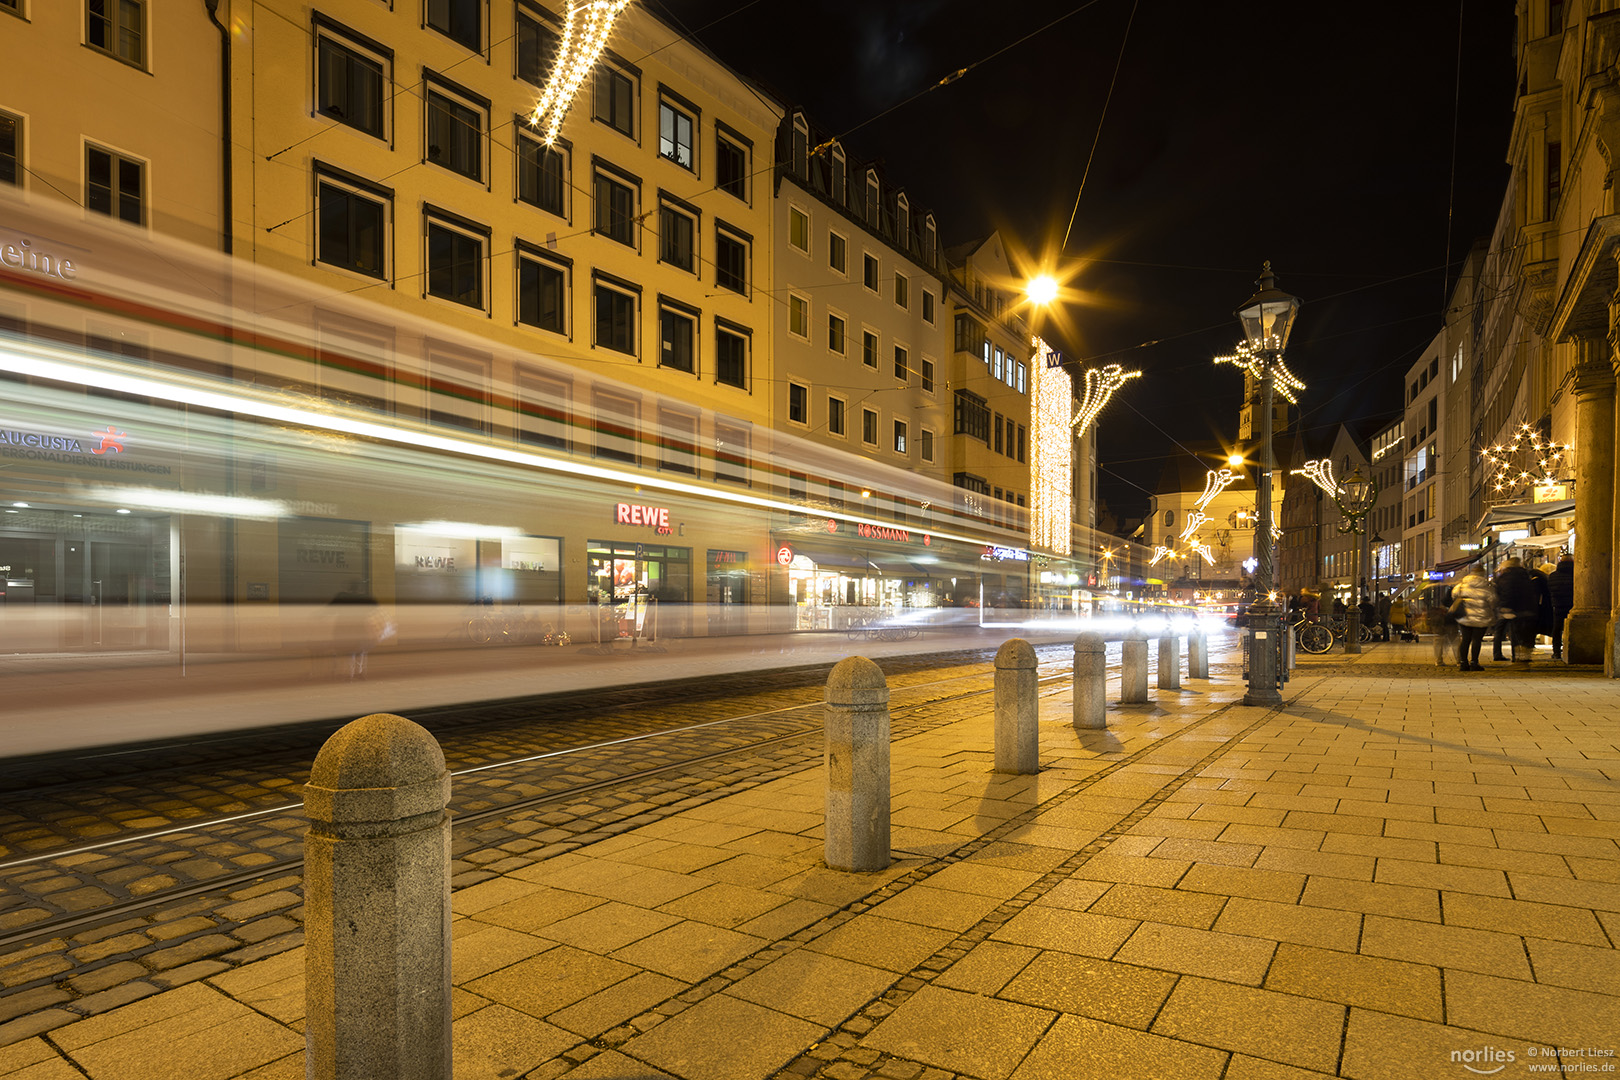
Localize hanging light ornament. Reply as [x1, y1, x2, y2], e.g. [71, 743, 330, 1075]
[1291, 458, 1339, 496]
[1073, 364, 1142, 434]
[1213, 341, 1306, 403]
[528, 0, 634, 146]
[1150, 545, 1174, 566]
[1179, 510, 1208, 541]
[1480, 422, 1570, 498]
[1194, 468, 1237, 511]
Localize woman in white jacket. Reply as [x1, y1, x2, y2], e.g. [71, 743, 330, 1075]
[1450, 566, 1497, 672]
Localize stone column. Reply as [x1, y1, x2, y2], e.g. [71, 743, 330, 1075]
[1187, 631, 1209, 679]
[1569, 350, 1615, 665]
[824, 656, 891, 872]
[1073, 632, 1107, 729]
[305, 714, 452, 1080]
[993, 638, 1039, 773]
[1157, 632, 1181, 690]
[1121, 629, 1149, 703]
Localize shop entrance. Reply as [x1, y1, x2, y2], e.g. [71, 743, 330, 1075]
[587, 540, 691, 641]
[706, 550, 748, 635]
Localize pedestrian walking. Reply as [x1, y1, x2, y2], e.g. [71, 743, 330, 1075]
[1530, 561, 1554, 657]
[1548, 554, 1574, 660]
[1429, 585, 1459, 665]
[1494, 556, 1538, 663]
[1376, 591, 1392, 641]
[1451, 567, 1497, 671]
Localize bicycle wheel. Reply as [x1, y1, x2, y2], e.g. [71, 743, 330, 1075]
[467, 616, 496, 645]
[1359, 623, 1374, 643]
[1298, 624, 1333, 654]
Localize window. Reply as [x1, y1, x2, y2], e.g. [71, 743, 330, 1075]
[828, 395, 846, 437]
[1547, 141, 1562, 220]
[863, 253, 879, 292]
[829, 231, 847, 274]
[922, 290, 935, 324]
[894, 272, 909, 310]
[425, 84, 484, 181]
[426, 215, 485, 308]
[86, 145, 143, 226]
[517, 249, 566, 334]
[716, 130, 747, 200]
[789, 294, 810, 339]
[920, 428, 934, 463]
[1017, 424, 1027, 463]
[659, 408, 697, 474]
[659, 302, 695, 373]
[993, 348, 1003, 381]
[595, 65, 635, 138]
[317, 30, 387, 139]
[788, 382, 808, 425]
[517, 370, 569, 449]
[715, 227, 748, 294]
[893, 345, 908, 382]
[593, 168, 637, 246]
[789, 206, 809, 252]
[515, 7, 556, 86]
[919, 356, 934, 394]
[317, 174, 388, 279]
[715, 324, 748, 388]
[1, 111, 21, 188]
[896, 194, 910, 248]
[862, 408, 878, 446]
[516, 127, 567, 216]
[954, 389, 989, 443]
[87, 0, 144, 67]
[427, 348, 490, 434]
[594, 278, 637, 355]
[827, 480, 846, 508]
[955, 313, 985, 356]
[659, 200, 696, 272]
[828, 313, 845, 354]
[893, 420, 907, 455]
[594, 391, 638, 463]
[427, 0, 479, 51]
[829, 146, 846, 204]
[865, 171, 879, 225]
[714, 421, 748, 485]
[789, 471, 808, 502]
[923, 217, 937, 264]
[862, 330, 878, 369]
[994, 413, 1004, 454]
[658, 99, 694, 169]
[791, 114, 809, 178]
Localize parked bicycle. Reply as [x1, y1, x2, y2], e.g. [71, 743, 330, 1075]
[460, 599, 570, 646]
[844, 609, 923, 642]
[1290, 613, 1335, 654]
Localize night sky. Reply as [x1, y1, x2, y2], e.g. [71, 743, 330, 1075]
[647, 0, 1515, 523]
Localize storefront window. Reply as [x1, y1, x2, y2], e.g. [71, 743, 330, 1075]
[587, 539, 691, 640]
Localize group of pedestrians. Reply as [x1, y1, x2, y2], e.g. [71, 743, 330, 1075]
[1432, 554, 1574, 670]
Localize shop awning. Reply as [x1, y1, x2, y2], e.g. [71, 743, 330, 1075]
[1431, 544, 1495, 575]
[1476, 499, 1576, 528]
[788, 549, 870, 571]
[1513, 530, 1570, 550]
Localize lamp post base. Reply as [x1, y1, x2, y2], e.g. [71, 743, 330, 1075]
[1344, 609, 1362, 655]
[1244, 604, 1283, 707]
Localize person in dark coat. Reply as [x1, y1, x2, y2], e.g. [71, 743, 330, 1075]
[1529, 562, 1554, 655]
[1358, 596, 1376, 637]
[1547, 554, 1574, 660]
[1376, 591, 1392, 641]
[1332, 597, 1346, 616]
[1493, 556, 1538, 663]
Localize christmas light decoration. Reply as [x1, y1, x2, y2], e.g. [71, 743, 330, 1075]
[1213, 341, 1306, 404]
[1150, 545, 1174, 566]
[528, 0, 634, 146]
[1291, 459, 1338, 496]
[1073, 364, 1141, 434]
[1480, 422, 1570, 498]
[1191, 541, 1214, 564]
[1030, 337, 1074, 554]
[1194, 468, 1236, 511]
[1179, 510, 1208, 541]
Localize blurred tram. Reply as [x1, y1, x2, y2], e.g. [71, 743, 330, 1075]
[0, 195, 1148, 752]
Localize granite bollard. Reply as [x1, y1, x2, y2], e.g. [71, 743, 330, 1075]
[994, 637, 1039, 773]
[304, 713, 452, 1080]
[1157, 631, 1181, 690]
[1188, 630, 1209, 679]
[1121, 629, 1149, 703]
[1073, 632, 1107, 729]
[824, 656, 891, 872]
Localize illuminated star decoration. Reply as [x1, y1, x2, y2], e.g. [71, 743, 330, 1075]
[1291, 459, 1339, 497]
[1213, 341, 1307, 404]
[1480, 422, 1570, 498]
[528, 0, 634, 146]
[1194, 468, 1236, 510]
[1073, 364, 1142, 434]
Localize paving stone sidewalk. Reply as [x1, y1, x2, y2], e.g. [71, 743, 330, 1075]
[3, 644, 1617, 1080]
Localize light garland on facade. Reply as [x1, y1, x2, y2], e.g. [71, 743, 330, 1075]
[527, 0, 634, 146]
[1292, 458, 1339, 497]
[1214, 341, 1306, 404]
[1481, 422, 1570, 497]
[1073, 364, 1141, 434]
[1029, 337, 1073, 555]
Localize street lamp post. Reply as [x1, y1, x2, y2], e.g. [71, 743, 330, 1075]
[1335, 466, 1377, 654]
[1234, 264, 1301, 707]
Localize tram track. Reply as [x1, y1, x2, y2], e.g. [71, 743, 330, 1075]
[0, 656, 1091, 951]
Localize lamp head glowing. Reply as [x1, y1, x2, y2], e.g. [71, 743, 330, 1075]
[1227, 453, 1244, 467]
[1026, 275, 1059, 307]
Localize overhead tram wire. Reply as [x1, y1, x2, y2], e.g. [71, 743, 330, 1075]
[1062, 0, 1139, 253]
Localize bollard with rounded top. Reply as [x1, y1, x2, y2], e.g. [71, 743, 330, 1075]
[1121, 629, 1149, 703]
[1073, 632, 1107, 729]
[1188, 630, 1209, 679]
[1157, 632, 1181, 690]
[994, 638, 1039, 773]
[305, 714, 452, 1080]
[824, 656, 891, 872]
